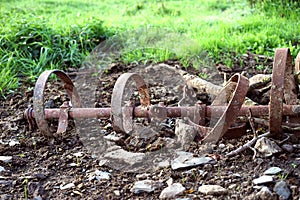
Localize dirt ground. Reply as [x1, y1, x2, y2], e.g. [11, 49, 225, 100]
[0, 53, 299, 199]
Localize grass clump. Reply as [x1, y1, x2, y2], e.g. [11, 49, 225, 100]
[0, 6, 112, 95]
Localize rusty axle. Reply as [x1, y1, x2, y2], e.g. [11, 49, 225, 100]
[26, 104, 300, 120]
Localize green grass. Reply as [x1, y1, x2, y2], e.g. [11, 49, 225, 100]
[0, 0, 299, 95]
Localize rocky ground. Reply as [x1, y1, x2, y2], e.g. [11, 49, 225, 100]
[0, 53, 299, 199]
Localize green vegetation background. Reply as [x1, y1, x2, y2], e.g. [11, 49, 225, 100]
[0, 0, 299, 95]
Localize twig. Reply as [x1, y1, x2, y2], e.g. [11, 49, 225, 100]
[248, 109, 257, 137]
[225, 132, 270, 157]
[278, 133, 290, 145]
[249, 146, 257, 160]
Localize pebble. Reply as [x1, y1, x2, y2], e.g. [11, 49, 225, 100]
[131, 180, 162, 194]
[73, 152, 84, 157]
[0, 166, 5, 173]
[0, 156, 12, 163]
[158, 160, 170, 168]
[252, 175, 273, 185]
[232, 173, 242, 178]
[273, 181, 290, 200]
[159, 183, 186, 199]
[281, 144, 294, 153]
[171, 151, 214, 170]
[33, 196, 43, 200]
[95, 170, 111, 180]
[166, 178, 173, 186]
[228, 184, 237, 189]
[8, 140, 19, 147]
[198, 185, 228, 195]
[113, 190, 120, 196]
[263, 167, 283, 175]
[60, 183, 75, 190]
[254, 137, 282, 157]
[136, 173, 150, 179]
[104, 133, 121, 141]
[256, 186, 273, 200]
[218, 143, 226, 149]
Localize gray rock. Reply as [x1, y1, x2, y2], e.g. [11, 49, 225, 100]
[0, 156, 12, 163]
[104, 146, 145, 166]
[33, 196, 43, 200]
[60, 183, 75, 190]
[0, 166, 5, 173]
[281, 144, 294, 153]
[103, 133, 122, 141]
[131, 180, 162, 194]
[198, 185, 228, 195]
[218, 143, 226, 149]
[158, 160, 170, 168]
[263, 167, 283, 175]
[254, 137, 282, 157]
[252, 175, 273, 185]
[171, 151, 214, 170]
[274, 181, 290, 200]
[95, 170, 111, 180]
[159, 183, 186, 199]
[72, 152, 83, 157]
[174, 120, 198, 150]
[256, 186, 273, 200]
[8, 140, 19, 147]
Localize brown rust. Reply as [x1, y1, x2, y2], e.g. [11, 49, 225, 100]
[33, 70, 81, 136]
[202, 73, 249, 143]
[269, 48, 290, 138]
[111, 73, 150, 133]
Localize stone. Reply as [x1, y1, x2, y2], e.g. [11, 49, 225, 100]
[73, 152, 84, 157]
[171, 151, 214, 170]
[166, 178, 173, 186]
[131, 180, 162, 194]
[218, 143, 226, 149]
[198, 185, 228, 195]
[281, 144, 294, 153]
[113, 190, 120, 196]
[158, 160, 170, 168]
[273, 181, 290, 200]
[104, 133, 122, 141]
[263, 167, 283, 175]
[95, 170, 111, 180]
[8, 140, 19, 147]
[0, 156, 12, 163]
[159, 183, 186, 199]
[256, 186, 273, 200]
[104, 147, 145, 166]
[60, 183, 75, 190]
[0, 166, 5, 173]
[174, 120, 198, 150]
[33, 196, 43, 200]
[252, 175, 273, 185]
[254, 137, 282, 157]
[136, 173, 150, 179]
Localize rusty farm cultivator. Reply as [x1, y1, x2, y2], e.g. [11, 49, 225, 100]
[24, 48, 300, 143]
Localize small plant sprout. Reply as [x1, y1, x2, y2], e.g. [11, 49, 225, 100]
[22, 177, 29, 200]
[278, 172, 289, 180]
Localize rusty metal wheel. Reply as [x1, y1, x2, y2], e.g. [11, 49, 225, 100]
[33, 70, 81, 136]
[269, 48, 298, 138]
[111, 73, 150, 133]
